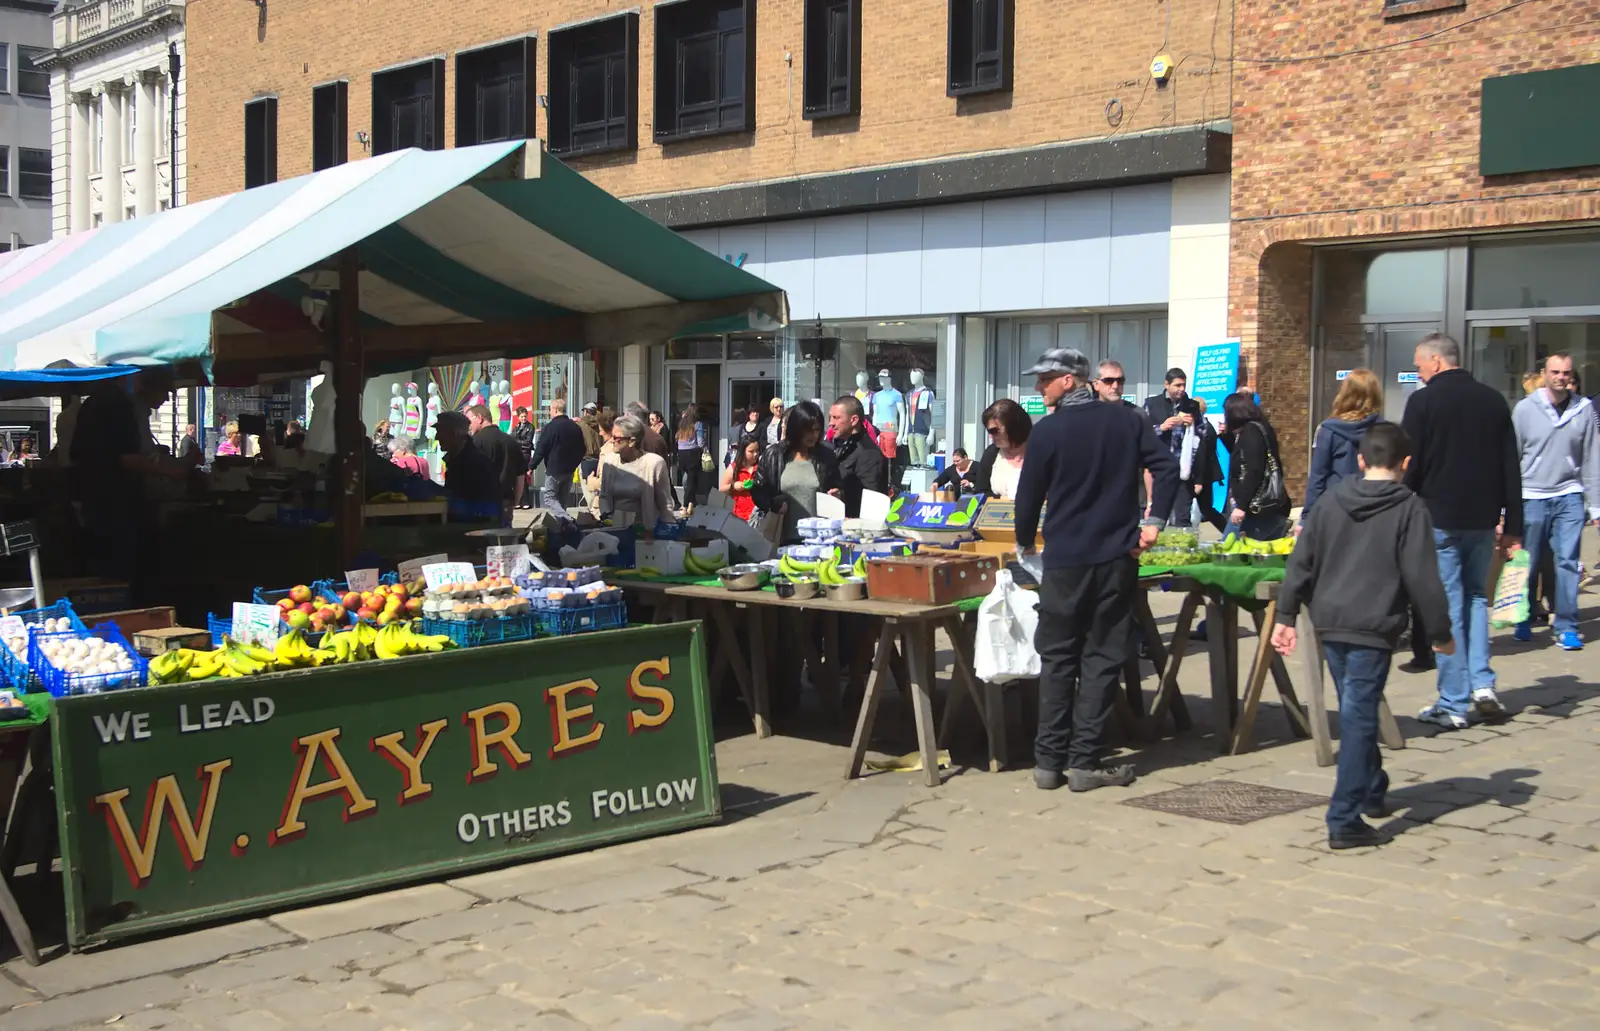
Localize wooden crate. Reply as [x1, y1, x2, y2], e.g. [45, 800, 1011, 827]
[131, 626, 213, 656]
[865, 553, 999, 605]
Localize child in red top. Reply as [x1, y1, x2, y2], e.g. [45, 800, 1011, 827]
[720, 437, 762, 521]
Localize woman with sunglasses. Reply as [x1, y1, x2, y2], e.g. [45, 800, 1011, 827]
[969, 398, 1033, 499]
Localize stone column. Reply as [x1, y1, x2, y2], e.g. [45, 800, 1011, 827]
[134, 70, 158, 217]
[98, 82, 124, 222]
[69, 93, 90, 233]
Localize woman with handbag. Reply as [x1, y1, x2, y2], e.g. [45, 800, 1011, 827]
[1222, 393, 1292, 540]
[672, 405, 708, 516]
[751, 402, 841, 545]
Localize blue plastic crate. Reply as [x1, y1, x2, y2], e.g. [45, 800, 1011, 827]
[535, 600, 628, 638]
[420, 613, 535, 649]
[0, 599, 88, 692]
[29, 622, 148, 697]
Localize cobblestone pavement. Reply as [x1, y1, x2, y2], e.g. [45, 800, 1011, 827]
[4, 585, 1599, 1031]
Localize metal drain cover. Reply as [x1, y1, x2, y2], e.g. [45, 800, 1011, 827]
[1123, 779, 1325, 824]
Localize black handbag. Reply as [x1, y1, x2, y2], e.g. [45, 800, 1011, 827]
[1247, 424, 1289, 514]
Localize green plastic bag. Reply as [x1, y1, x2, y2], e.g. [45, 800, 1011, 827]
[1490, 550, 1531, 628]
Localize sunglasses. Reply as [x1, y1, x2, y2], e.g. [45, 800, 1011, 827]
[1101, 376, 1125, 385]
[986, 425, 1003, 437]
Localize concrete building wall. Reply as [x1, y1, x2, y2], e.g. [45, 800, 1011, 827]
[0, 2, 54, 249]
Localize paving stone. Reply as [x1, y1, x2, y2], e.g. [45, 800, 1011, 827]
[0, 975, 184, 1031]
[7, 921, 294, 998]
[520, 865, 707, 913]
[269, 883, 478, 940]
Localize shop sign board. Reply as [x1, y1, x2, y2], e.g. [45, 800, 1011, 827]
[52, 623, 717, 946]
[1190, 341, 1241, 512]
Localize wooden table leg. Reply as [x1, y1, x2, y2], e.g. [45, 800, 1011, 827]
[1147, 591, 1198, 734]
[935, 614, 998, 768]
[1205, 596, 1239, 750]
[0, 727, 45, 965]
[1135, 590, 1169, 673]
[1378, 699, 1405, 751]
[1231, 600, 1279, 754]
[1243, 605, 1312, 740]
[903, 622, 942, 787]
[746, 605, 773, 739]
[846, 622, 902, 779]
[1298, 613, 1336, 767]
[707, 602, 758, 735]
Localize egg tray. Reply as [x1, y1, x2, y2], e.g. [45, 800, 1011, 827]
[28, 622, 148, 697]
[0, 599, 89, 692]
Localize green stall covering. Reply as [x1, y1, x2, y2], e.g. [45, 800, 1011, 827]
[51, 622, 716, 947]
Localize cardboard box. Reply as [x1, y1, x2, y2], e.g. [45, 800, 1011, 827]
[960, 540, 1025, 557]
[132, 626, 214, 656]
[635, 540, 689, 575]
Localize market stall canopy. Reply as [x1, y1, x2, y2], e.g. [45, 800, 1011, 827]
[0, 364, 140, 401]
[0, 141, 788, 382]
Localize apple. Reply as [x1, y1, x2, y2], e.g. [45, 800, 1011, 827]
[289, 585, 313, 604]
[405, 598, 423, 615]
[356, 607, 378, 622]
[341, 591, 361, 610]
[286, 610, 311, 630]
[297, 602, 316, 616]
[330, 604, 347, 622]
[391, 584, 409, 602]
[277, 598, 296, 612]
[309, 616, 326, 633]
[316, 607, 338, 623]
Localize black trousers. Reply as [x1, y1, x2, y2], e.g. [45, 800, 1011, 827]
[1034, 556, 1137, 771]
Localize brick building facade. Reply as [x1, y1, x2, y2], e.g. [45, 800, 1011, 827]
[185, 0, 1234, 473]
[1231, 0, 1600, 488]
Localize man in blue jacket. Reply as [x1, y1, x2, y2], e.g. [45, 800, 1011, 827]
[1015, 348, 1179, 792]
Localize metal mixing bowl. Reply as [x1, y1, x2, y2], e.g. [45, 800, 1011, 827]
[773, 576, 818, 600]
[718, 563, 771, 591]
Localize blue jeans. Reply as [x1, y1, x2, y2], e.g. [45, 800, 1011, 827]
[1324, 642, 1391, 834]
[1523, 494, 1585, 635]
[1433, 528, 1497, 715]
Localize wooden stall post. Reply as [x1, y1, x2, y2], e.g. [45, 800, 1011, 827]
[333, 246, 365, 570]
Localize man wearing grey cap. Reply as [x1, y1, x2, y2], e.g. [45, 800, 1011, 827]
[1014, 348, 1180, 792]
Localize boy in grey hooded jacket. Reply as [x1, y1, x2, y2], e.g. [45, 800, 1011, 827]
[1512, 354, 1600, 649]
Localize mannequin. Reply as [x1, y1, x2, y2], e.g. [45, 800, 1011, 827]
[424, 383, 441, 445]
[853, 370, 872, 407]
[402, 382, 424, 438]
[464, 379, 486, 411]
[387, 383, 404, 431]
[870, 369, 906, 438]
[305, 361, 338, 456]
[907, 368, 935, 467]
[496, 379, 513, 429]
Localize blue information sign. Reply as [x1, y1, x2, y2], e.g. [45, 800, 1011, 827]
[1190, 341, 1241, 512]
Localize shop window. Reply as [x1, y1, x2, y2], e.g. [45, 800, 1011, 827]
[16, 45, 47, 99]
[1470, 235, 1600, 311]
[312, 81, 348, 171]
[802, 0, 860, 119]
[372, 60, 444, 155]
[654, 0, 755, 142]
[456, 38, 534, 147]
[947, 0, 1013, 97]
[549, 14, 637, 157]
[1317, 248, 1446, 320]
[0, 147, 8, 197]
[665, 337, 723, 360]
[17, 147, 48, 200]
[0, 45, 9, 95]
[243, 97, 277, 189]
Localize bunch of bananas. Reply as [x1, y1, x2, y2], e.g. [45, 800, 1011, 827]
[777, 550, 829, 579]
[779, 550, 869, 584]
[681, 550, 728, 577]
[148, 624, 455, 685]
[368, 491, 410, 503]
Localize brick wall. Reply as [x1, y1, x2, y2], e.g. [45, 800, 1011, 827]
[185, 0, 1230, 205]
[1228, 0, 1600, 490]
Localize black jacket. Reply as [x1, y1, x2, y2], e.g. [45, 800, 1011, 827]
[968, 444, 999, 496]
[444, 440, 502, 504]
[1401, 368, 1523, 536]
[833, 432, 887, 517]
[1226, 420, 1291, 516]
[511, 421, 537, 463]
[1277, 477, 1451, 651]
[1014, 391, 1179, 568]
[934, 461, 978, 492]
[472, 425, 522, 498]
[1144, 392, 1201, 452]
[529, 414, 585, 478]
[751, 443, 841, 515]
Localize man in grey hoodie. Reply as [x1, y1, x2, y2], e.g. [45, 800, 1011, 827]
[1512, 352, 1600, 651]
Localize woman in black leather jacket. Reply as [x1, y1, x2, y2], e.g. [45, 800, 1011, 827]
[751, 401, 840, 544]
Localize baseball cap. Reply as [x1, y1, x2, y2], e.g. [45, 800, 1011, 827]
[582, 401, 598, 412]
[1022, 347, 1090, 378]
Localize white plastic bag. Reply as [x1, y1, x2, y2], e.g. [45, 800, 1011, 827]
[1179, 424, 1199, 480]
[973, 569, 1041, 684]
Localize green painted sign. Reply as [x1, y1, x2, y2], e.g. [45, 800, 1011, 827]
[52, 623, 717, 946]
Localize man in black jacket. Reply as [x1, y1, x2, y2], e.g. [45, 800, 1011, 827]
[1015, 348, 1179, 793]
[529, 398, 586, 516]
[828, 396, 887, 517]
[1273, 422, 1452, 849]
[1144, 368, 1201, 527]
[1401, 333, 1522, 729]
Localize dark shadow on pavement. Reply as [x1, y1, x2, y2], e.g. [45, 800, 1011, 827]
[1376, 767, 1541, 836]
